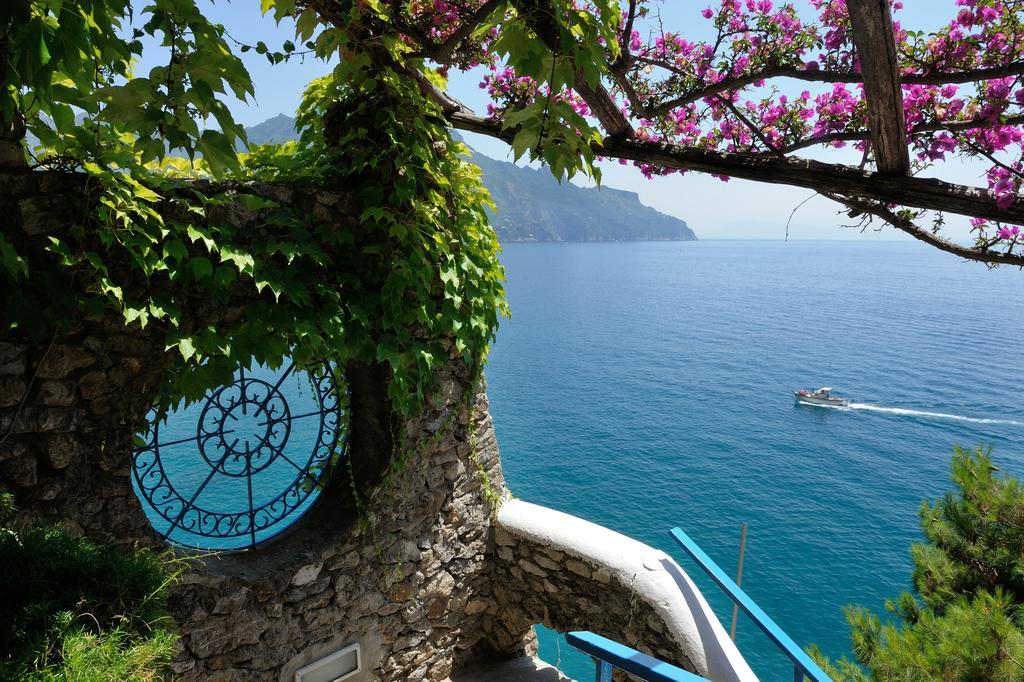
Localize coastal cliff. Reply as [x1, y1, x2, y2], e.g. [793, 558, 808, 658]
[245, 114, 697, 243]
[467, 148, 696, 242]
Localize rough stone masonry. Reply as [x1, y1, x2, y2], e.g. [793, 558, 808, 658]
[0, 167, 720, 681]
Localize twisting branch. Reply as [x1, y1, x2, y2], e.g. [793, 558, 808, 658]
[785, 192, 821, 241]
[780, 114, 1024, 154]
[782, 131, 867, 154]
[627, 61, 1024, 120]
[924, 113, 1024, 134]
[824, 192, 1024, 266]
[617, 0, 638, 62]
[408, 0, 505, 62]
[963, 141, 1024, 183]
[630, 62, 825, 118]
[715, 95, 781, 155]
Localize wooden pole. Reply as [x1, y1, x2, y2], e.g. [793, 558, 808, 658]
[730, 522, 747, 641]
[846, 0, 910, 174]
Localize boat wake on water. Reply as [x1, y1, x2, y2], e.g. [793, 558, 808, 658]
[793, 387, 1022, 425]
[845, 403, 1024, 426]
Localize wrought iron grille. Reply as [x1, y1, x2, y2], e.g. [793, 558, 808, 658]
[132, 359, 348, 551]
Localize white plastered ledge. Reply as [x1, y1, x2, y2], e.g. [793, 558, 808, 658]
[496, 499, 759, 682]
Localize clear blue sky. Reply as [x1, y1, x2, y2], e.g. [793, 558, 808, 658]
[184, 1, 982, 242]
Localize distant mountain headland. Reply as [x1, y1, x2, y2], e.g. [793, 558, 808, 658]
[244, 113, 300, 146]
[465, 146, 696, 242]
[245, 114, 696, 242]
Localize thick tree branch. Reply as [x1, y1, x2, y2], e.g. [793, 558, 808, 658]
[630, 61, 1024, 119]
[603, 139, 1023, 224]
[445, 107, 1024, 226]
[603, 138, 1024, 224]
[574, 76, 633, 138]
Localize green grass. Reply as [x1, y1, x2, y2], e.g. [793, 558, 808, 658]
[0, 495, 180, 681]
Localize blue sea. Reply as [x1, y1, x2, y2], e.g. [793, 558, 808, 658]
[483, 240, 1024, 680]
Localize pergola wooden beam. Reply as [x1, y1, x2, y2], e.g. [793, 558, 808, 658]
[319, 0, 1024, 264]
[846, 0, 911, 175]
[446, 107, 1024, 225]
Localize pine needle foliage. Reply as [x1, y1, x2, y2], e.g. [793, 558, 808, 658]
[813, 446, 1024, 681]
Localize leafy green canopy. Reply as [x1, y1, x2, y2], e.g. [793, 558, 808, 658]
[816, 446, 1024, 681]
[1, 0, 252, 170]
[0, 1, 507, 415]
[0, 495, 179, 680]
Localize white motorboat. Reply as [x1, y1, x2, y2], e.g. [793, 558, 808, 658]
[793, 386, 849, 407]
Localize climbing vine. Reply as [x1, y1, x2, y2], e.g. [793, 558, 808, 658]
[1, 2, 507, 417]
[292, 59, 508, 413]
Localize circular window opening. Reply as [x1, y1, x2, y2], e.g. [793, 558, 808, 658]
[132, 359, 348, 551]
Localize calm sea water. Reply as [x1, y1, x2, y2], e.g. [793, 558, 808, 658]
[484, 240, 1024, 680]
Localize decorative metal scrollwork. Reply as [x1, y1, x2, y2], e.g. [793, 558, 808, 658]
[132, 360, 348, 551]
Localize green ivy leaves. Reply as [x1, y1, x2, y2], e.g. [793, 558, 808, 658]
[490, 8, 612, 182]
[292, 64, 508, 414]
[0, 235, 28, 280]
[4, 1, 506, 419]
[6, 0, 253, 172]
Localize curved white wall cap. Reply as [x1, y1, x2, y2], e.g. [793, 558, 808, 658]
[496, 499, 758, 682]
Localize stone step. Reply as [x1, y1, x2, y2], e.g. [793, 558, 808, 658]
[448, 656, 574, 682]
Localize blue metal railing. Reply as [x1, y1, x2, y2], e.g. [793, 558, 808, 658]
[669, 527, 831, 682]
[565, 631, 707, 682]
[565, 528, 833, 682]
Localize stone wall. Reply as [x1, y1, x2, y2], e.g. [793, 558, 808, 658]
[0, 169, 170, 542]
[0, 168, 368, 543]
[483, 500, 756, 682]
[1, 310, 519, 681]
[0, 167, 755, 682]
[0, 168, 530, 681]
[0, 321, 169, 541]
[169, 364, 511, 681]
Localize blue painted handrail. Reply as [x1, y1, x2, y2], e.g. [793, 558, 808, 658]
[669, 527, 832, 682]
[566, 631, 708, 682]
